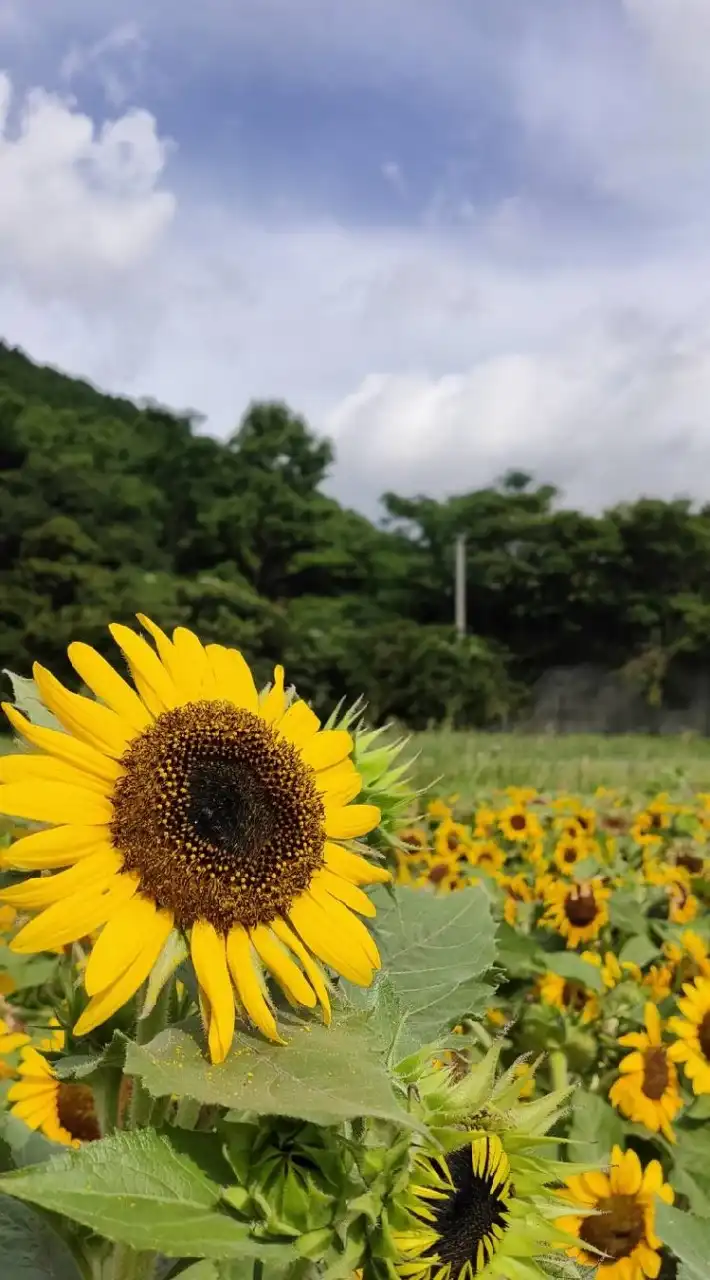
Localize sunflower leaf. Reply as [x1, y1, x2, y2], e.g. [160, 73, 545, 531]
[0, 1194, 83, 1279]
[542, 952, 605, 993]
[2, 672, 61, 731]
[657, 1203, 710, 1278]
[567, 1090, 624, 1163]
[618, 934, 658, 968]
[0, 1129, 297, 1261]
[124, 1013, 416, 1127]
[361, 885, 497, 1053]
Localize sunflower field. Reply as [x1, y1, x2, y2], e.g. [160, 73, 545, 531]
[0, 620, 707, 1280]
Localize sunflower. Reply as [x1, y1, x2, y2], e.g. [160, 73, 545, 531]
[7, 1046, 100, 1147]
[668, 878, 698, 925]
[538, 972, 599, 1024]
[540, 878, 610, 948]
[0, 1016, 29, 1079]
[581, 950, 641, 989]
[0, 618, 387, 1063]
[473, 807, 497, 838]
[398, 826, 430, 858]
[500, 873, 532, 926]
[609, 1003, 682, 1142]
[498, 806, 542, 844]
[668, 975, 710, 1094]
[643, 964, 674, 1002]
[556, 1145, 673, 1280]
[393, 1133, 565, 1280]
[665, 930, 710, 983]
[416, 853, 464, 895]
[467, 840, 506, 878]
[553, 834, 590, 876]
[434, 819, 471, 859]
[427, 798, 453, 821]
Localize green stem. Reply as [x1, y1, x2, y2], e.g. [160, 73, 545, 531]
[127, 978, 173, 1130]
[549, 1049, 569, 1093]
[173, 1096, 201, 1129]
[92, 1066, 124, 1137]
[109, 1243, 156, 1280]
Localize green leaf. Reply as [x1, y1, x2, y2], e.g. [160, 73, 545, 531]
[125, 1013, 414, 1128]
[495, 924, 543, 979]
[543, 952, 604, 993]
[609, 891, 649, 936]
[0, 945, 60, 990]
[567, 1090, 624, 1164]
[0, 1129, 296, 1261]
[618, 935, 659, 968]
[657, 1203, 710, 1279]
[688, 1095, 710, 1121]
[367, 885, 497, 1051]
[0, 1114, 67, 1168]
[666, 1124, 710, 1217]
[52, 1032, 127, 1081]
[0, 1194, 83, 1279]
[2, 672, 60, 731]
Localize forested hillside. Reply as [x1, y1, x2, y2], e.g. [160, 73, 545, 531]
[2, 339, 710, 727]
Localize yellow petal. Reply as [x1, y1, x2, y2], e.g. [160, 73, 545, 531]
[204, 644, 258, 713]
[308, 882, 380, 967]
[74, 915, 173, 1036]
[226, 926, 284, 1044]
[190, 920, 235, 1064]
[287, 893, 374, 985]
[33, 665, 133, 760]
[316, 760, 362, 805]
[0, 781, 113, 827]
[324, 803, 381, 840]
[250, 924, 316, 1009]
[110, 624, 179, 712]
[85, 897, 172, 996]
[172, 627, 217, 702]
[0, 752, 114, 796]
[323, 841, 391, 885]
[67, 642, 153, 734]
[260, 665, 286, 724]
[135, 615, 183, 687]
[276, 700, 321, 746]
[1, 825, 107, 871]
[301, 730, 353, 773]
[270, 917, 331, 1024]
[11, 874, 139, 953]
[0, 848, 122, 909]
[2, 703, 120, 785]
[313, 868, 377, 917]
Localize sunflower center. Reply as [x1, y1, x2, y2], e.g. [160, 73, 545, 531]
[699, 1013, 710, 1062]
[563, 848, 578, 864]
[110, 700, 326, 933]
[642, 1047, 670, 1100]
[579, 1193, 645, 1261]
[509, 814, 527, 831]
[425, 1140, 510, 1276]
[564, 888, 598, 927]
[429, 863, 452, 885]
[446, 833, 460, 851]
[562, 980, 588, 1011]
[56, 1082, 101, 1143]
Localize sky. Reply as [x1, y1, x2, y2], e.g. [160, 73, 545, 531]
[2, 0, 710, 514]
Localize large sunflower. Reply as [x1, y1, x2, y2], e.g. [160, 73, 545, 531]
[0, 618, 387, 1063]
[8, 1046, 100, 1147]
[393, 1133, 566, 1280]
[668, 975, 710, 1095]
[609, 1003, 681, 1142]
[538, 971, 599, 1024]
[556, 1146, 673, 1280]
[540, 878, 610, 947]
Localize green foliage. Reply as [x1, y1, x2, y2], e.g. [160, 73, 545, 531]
[0, 1195, 83, 1279]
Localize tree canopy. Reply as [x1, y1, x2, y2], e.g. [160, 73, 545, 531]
[1, 340, 708, 728]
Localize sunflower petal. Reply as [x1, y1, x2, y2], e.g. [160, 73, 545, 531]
[85, 897, 173, 996]
[307, 883, 381, 968]
[68, 642, 153, 733]
[74, 916, 174, 1037]
[0, 781, 112, 827]
[276, 700, 321, 746]
[260, 665, 286, 724]
[172, 628, 217, 702]
[2, 704, 120, 784]
[190, 920, 235, 1064]
[0, 825, 107, 871]
[324, 803, 381, 839]
[0, 848, 123, 909]
[301, 731, 353, 773]
[10, 874, 139, 953]
[270, 917, 331, 1024]
[313, 868, 377, 917]
[226, 926, 285, 1044]
[204, 645, 259, 713]
[288, 893, 374, 985]
[110, 624, 180, 712]
[0, 752, 115, 797]
[32, 665, 133, 760]
[250, 924, 317, 1009]
[316, 761, 362, 805]
[323, 841, 391, 885]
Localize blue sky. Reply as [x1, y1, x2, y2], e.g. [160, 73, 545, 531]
[2, 0, 710, 513]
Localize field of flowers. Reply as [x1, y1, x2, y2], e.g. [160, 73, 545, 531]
[0, 626, 708, 1280]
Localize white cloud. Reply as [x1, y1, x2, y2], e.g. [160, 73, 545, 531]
[0, 73, 175, 299]
[60, 21, 147, 107]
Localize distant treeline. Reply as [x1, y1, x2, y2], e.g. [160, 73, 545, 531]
[1, 340, 709, 728]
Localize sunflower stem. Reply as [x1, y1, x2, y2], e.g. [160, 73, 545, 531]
[93, 1065, 124, 1137]
[549, 1049, 569, 1093]
[109, 1243, 156, 1280]
[127, 978, 174, 1130]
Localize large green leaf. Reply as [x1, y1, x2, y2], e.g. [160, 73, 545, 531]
[666, 1125, 710, 1217]
[567, 1090, 624, 1164]
[125, 1013, 413, 1127]
[367, 885, 497, 1051]
[618, 934, 659, 968]
[656, 1203, 710, 1279]
[0, 1194, 83, 1279]
[0, 1129, 296, 1261]
[0, 945, 60, 991]
[2, 672, 60, 731]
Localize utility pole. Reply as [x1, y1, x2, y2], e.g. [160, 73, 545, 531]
[454, 533, 467, 636]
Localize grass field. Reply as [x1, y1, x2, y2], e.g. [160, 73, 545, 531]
[410, 729, 710, 798]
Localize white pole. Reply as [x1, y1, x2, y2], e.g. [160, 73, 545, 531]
[455, 534, 467, 636]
